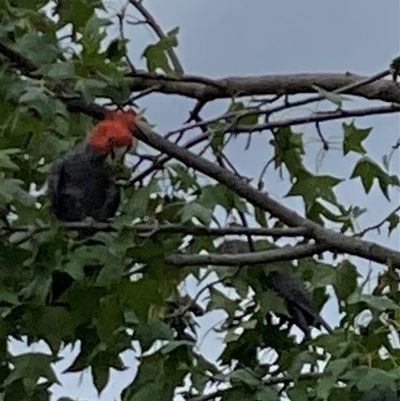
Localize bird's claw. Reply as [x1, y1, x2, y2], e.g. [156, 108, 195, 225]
[82, 216, 98, 226]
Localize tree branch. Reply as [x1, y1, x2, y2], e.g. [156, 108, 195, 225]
[167, 104, 400, 138]
[231, 104, 400, 133]
[1, 37, 399, 119]
[2, 223, 309, 238]
[2, 37, 399, 267]
[166, 243, 326, 266]
[186, 371, 323, 401]
[0, 41, 37, 73]
[125, 71, 400, 104]
[134, 120, 400, 268]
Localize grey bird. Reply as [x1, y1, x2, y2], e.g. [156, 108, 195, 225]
[47, 116, 135, 223]
[46, 113, 136, 303]
[216, 239, 332, 338]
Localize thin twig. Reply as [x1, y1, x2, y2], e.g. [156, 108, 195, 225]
[129, 134, 208, 185]
[356, 205, 400, 237]
[116, 1, 137, 74]
[129, 84, 162, 102]
[214, 152, 255, 252]
[315, 121, 329, 151]
[257, 156, 277, 190]
[166, 103, 399, 140]
[231, 104, 400, 134]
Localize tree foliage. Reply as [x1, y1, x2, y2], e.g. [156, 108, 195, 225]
[0, 1, 400, 401]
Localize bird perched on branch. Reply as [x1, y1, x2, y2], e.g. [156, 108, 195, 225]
[47, 110, 137, 223]
[216, 239, 332, 338]
[46, 110, 137, 304]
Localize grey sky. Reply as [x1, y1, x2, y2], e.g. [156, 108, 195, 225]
[12, 1, 400, 400]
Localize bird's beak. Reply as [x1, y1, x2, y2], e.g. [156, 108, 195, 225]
[111, 146, 129, 161]
[106, 146, 129, 165]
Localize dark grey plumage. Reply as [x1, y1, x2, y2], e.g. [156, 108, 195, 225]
[47, 143, 121, 303]
[47, 142, 120, 222]
[216, 240, 332, 337]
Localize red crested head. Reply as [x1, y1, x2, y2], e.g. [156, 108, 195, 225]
[88, 120, 134, 158]
[105, 109, 138, 131]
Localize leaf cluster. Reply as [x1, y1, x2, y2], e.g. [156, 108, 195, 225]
[0, 1, 399, 401]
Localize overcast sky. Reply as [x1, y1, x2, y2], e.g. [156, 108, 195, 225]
[12, 1, 400, 400]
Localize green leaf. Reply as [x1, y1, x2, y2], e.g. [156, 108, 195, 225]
[230, 368, 261, 388]
[121, 179, 160, 219]
[180, 201, 213, 226]
[81, 13, 110, 54]
[315, 359, 351, 399]
[287, 382, 313, 401]
[271, 126, 305, 179]
[161, 340, 193, 355]
[387, 211, 399, 235]
[286, 173, 343, 210]
[4, 352, 59, 387]
[207, 287, 239, 317]
[94, 294, 124, 340]
[142, 27, 180, 75]
[255, 387, 279, 401]
[258, 289, 290, 317]
[19, 275, 53, 304]
[142, 44, 172, 74]
[92, 363, 109, 395]
[0, 148, 20, 171]
[254, 206, 267, 227]
[350, 156, 400, 200]
[46, 61, 76, 80]
[390, 57, 400, 84]
[134, 320, 174, 352]
[305, 199, 341, 226]
[14, 33, 60, 66]
[118, 278, 164, 321]
[19, 87, 60, 118]
[74, 78, 108, 103]
[220, 388, 256, 401]
[28, 132, 71, 161]
[55, 0, 104, 28]
[288, 351, 320, 381]
[326, 358, 351, 376]
[342, 121, 371, 155]
[299, 258, 336, 288]
[333, 260, 359, 301]
[122, 349, 188, 401]
[105, 38, 128, 61]
[208, 121, 226, 154]
[356, 368, 397, 401]
[29, 307, 74, 354]
[0, 178, 35, 208]
[94, 253, 126, 287]
[197, 184, 248, 213]
[166, 27, 180, 47]
[228, 101, 259, 126]
[347, 293, 400, 311]
[169, 163, 200, 191]
[315, 375, 337, 400]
